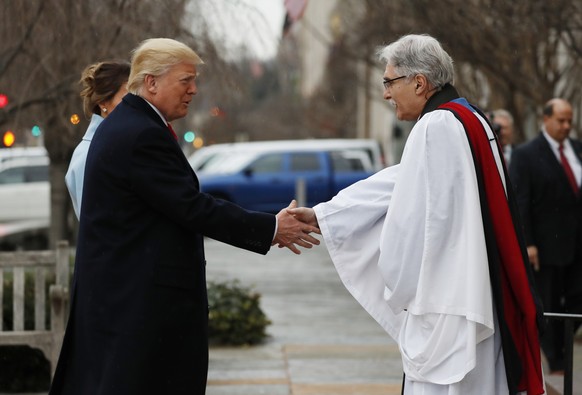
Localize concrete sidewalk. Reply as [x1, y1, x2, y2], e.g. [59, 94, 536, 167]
[205, 238, 403, 395]
[3, 238, 579, 394]
[204, 238, 582, 395]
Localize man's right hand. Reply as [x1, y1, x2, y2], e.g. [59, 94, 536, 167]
[527, 245, 539, 271]
[273, 200, 321, 254]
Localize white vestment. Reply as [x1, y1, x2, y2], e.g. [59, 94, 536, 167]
[314, 108, 525, 394]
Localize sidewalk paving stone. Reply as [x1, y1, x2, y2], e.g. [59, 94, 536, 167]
[8, 237, 579, 395]
[204, 237, 582, 395]
[205, 238, 404, 395]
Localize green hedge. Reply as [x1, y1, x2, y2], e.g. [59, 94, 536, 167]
[0, 346, 50, 392]
[207, 280, 271, 346]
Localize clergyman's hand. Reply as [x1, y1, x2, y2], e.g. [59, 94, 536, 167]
[273, 200, 321, 255]
[286, 206, 318, 228]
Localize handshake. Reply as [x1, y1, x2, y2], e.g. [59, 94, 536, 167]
[272, 200, 320, 255]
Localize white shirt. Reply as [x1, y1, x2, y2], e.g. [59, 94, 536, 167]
[542, 127, 582, 187]
[503, 144, 512, 166]
[143, 98, 170, 127]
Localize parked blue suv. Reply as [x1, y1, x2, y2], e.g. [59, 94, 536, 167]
[196, 144, 377, 213]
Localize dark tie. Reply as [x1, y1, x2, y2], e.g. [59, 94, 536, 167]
[559, 143, 579, 196]
[167, 123, 178, 140]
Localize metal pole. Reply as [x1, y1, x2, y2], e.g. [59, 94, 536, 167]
[295, 178, 306, 208]
[544, 312, 582, 395]
[564, 319, 574, 395]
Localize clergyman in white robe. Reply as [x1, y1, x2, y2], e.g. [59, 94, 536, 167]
[313, 99, 537, 394]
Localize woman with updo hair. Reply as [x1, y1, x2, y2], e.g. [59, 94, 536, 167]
[66, 60, 130, 219]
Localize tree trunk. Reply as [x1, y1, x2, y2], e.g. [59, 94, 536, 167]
[49, 161, 70, 249]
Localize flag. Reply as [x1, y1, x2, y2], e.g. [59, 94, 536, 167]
[282, 0, 308, 36]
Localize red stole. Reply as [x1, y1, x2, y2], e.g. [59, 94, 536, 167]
[439, 102, 544, 394]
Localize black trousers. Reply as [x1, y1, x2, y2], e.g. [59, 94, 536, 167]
[534, 261, 582, 371]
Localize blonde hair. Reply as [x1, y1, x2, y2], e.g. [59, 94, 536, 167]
[79, 61, 130, 118]
[127, 38, 204, 95]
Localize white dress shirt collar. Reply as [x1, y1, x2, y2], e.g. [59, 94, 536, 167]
[141, 97, 169, 126]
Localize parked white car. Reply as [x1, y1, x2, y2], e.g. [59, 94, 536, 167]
[0, 155, 50, 247]
[0, 146, 48, 165]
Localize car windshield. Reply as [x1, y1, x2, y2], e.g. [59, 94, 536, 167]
[198, 151, 258, 174]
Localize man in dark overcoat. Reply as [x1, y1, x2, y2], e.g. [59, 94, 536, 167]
[48, 38, 319, 395]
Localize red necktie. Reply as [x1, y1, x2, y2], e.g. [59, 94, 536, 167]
[559, 143, 579, 196]
[167, 123, 178, 140]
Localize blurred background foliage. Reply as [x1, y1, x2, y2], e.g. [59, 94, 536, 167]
[1, 0, 582, 245]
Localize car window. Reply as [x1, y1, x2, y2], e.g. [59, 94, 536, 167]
[26, 165, 49, 182]
[290, 153, 320, 171]
[248, 153, 284, 173]
[200, 152, 257, 174]
[331, 151, 366, 171]
[0, 164, 49, 184]
[0, 166, 27, 184]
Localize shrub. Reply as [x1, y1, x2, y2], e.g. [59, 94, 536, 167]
[0, 346, 50, 392]
[207, 280, 271, 346]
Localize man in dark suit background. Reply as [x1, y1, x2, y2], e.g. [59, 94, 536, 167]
[510, 98, 582, 374]
[491, 108, 515, 166]
[49, 38, 320, 395]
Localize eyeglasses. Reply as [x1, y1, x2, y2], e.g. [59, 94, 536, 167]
[383, 75, 406, 90]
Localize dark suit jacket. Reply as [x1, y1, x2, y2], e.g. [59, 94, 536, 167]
[49, 94, 276, 395]
[509, 132, 582, 267]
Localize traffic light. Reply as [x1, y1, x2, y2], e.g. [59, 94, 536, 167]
[193, 137, 204, 149]
[2, 131, 15, 147]
[184, 131, 196, 143]
[0, 94, 8, 109]
[31, 125, 42, 137]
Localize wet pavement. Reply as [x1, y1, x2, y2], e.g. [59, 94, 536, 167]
[204, 237, 582, 395]
[205, 237, 403, 395]
[4, 237, 579, 395]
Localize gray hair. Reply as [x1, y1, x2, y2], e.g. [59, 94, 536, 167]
[377, 34, 454, 89]
[492, 108, 514, 124]
[127, 38, 204, 95]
